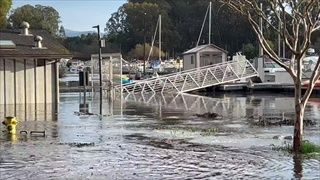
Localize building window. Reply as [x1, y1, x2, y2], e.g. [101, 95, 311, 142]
[191, 55, 194, 64]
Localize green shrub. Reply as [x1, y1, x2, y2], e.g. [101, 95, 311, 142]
[300, 141, 320, 154]
[272, 141, 320, 155]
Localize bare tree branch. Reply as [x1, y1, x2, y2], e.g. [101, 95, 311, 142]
[302, 56, 320, 105]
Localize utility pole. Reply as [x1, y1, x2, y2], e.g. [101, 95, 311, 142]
[159, 14, 162, 61]
[143, 12, 147, 75]
[278, 21, 281, 57]
[92, 25, 103, 115]
[259, 3, 264, 57]
[209, 1, 212, 45]
[282, 38, 286, 58]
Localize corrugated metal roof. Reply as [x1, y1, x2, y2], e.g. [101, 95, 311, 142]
[0, 29, 71, 58]
[183, 44, 228, 55]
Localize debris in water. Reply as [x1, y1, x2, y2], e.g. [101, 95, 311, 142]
[30, 131, 46, 137]
[60, 142, 95, 148]
[284, 136, 293, 140]
[195, 112, 219, 119]
[250, 115, 316, 127]
[74, 111, 96, 116]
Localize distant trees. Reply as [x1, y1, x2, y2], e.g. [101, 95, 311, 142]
[242, 43, 258, 60]
[128, 43, 165, 60]
[106, 0, 256, 58]
[107, 2, 174, 55]
[58, 25, 66, 38]
[0, 0, 12, 28]
[311, 31, 320, 53]
[9, 4, 60, 35]
[62, 33, 98, 54]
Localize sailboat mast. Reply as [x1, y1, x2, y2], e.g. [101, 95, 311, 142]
[197, 4, 209, 46]
[159, 14, 162, 61]
[209, 1, 212, 45]
[259, 3, 263, 56]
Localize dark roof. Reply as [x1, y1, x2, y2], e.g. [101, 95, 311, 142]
[0, 29, 72, 59]
[183, 44, 228, 55]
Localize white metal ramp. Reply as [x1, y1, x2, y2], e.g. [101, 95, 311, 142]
[115, 60, 258, 94]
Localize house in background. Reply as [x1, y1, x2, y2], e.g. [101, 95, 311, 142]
[182, 44, 228, 70]
[0, 22, 71, 120]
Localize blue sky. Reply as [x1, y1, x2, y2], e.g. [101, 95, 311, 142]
[12, 0, 126, 31]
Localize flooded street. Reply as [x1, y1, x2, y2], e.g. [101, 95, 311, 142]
[1, 92, 320, 179]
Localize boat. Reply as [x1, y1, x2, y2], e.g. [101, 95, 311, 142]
[303, 48, 319, 71]
[303, 55, 319, 71]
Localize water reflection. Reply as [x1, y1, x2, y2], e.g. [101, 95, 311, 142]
[0, 92, 319, 179]
[122, 92, 320, 123]
[293, 155, 303, 179]
[0, 103, 58, 143]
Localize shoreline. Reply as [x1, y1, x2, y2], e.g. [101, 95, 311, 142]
[60, 83, 320, 96]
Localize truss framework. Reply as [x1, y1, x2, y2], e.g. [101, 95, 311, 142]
[115, 60, 258, 95]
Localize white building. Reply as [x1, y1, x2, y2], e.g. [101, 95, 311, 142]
[182, 44, 228, 70]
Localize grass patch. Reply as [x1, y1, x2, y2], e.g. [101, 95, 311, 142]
[272, 141, 320, 155]
[199, 128, 218, 136]
[300, 141, 320, 154]
[156, 127, 218, 137]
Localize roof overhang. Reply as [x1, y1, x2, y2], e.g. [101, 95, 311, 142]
[0, 53, 72, 59]
[182, 44, 228, 55]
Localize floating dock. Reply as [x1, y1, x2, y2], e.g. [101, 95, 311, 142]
[217, 83, 320, 94]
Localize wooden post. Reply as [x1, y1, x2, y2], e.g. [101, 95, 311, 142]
[0, 59, 5, 117]
[83, 68, 87, 113]
[24, 59, 27, 121]
[55, 61, 59, 114]
[44, 60, 47, 112]
[3, 59, 6, 117]
[34, 59, 37, 119]
[14, 59, 16, 116]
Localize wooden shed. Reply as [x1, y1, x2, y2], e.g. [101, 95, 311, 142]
[0, 23, 71, 119]
[182, 44, 228, 70]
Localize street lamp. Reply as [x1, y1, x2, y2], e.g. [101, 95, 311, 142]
[92, 25, 103, 115]
[143, 12, 147, 75]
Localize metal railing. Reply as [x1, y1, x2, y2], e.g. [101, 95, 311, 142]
[115, 60, 258, 95]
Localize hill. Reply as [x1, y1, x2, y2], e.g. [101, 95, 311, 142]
[65, 29, 95, 37]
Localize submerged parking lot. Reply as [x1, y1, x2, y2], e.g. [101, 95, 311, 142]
[0, 92, 319, 179]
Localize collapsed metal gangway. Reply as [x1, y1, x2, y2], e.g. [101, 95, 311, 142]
[115, 60, 258, 95]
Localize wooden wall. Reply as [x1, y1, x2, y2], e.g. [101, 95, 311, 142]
[0, 58, 58, 120]
[0, 59, 4, 121]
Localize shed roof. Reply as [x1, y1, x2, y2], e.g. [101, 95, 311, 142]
[0, 29, 72, 59]
[182, 44, 228, 55]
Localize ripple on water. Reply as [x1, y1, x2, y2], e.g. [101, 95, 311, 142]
[1, 133, 319, 179]
[1, 93, 320, 179]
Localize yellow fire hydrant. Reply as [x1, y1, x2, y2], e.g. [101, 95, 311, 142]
[2, 116, 18, 134]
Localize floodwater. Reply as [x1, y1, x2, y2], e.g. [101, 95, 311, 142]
[0, 92, 320, 179]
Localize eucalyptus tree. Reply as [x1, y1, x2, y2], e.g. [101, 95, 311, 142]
[0, 0, 12, 28]
[9, 4, 60, 35]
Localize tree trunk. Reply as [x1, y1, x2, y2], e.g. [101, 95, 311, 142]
[293, 103, 305, 152]
[293, 83, 305, 153]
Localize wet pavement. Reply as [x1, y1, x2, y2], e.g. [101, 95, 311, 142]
[0, 92, 320, 179]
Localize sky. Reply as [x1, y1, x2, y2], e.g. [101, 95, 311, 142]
[12, 0, 126, 31]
